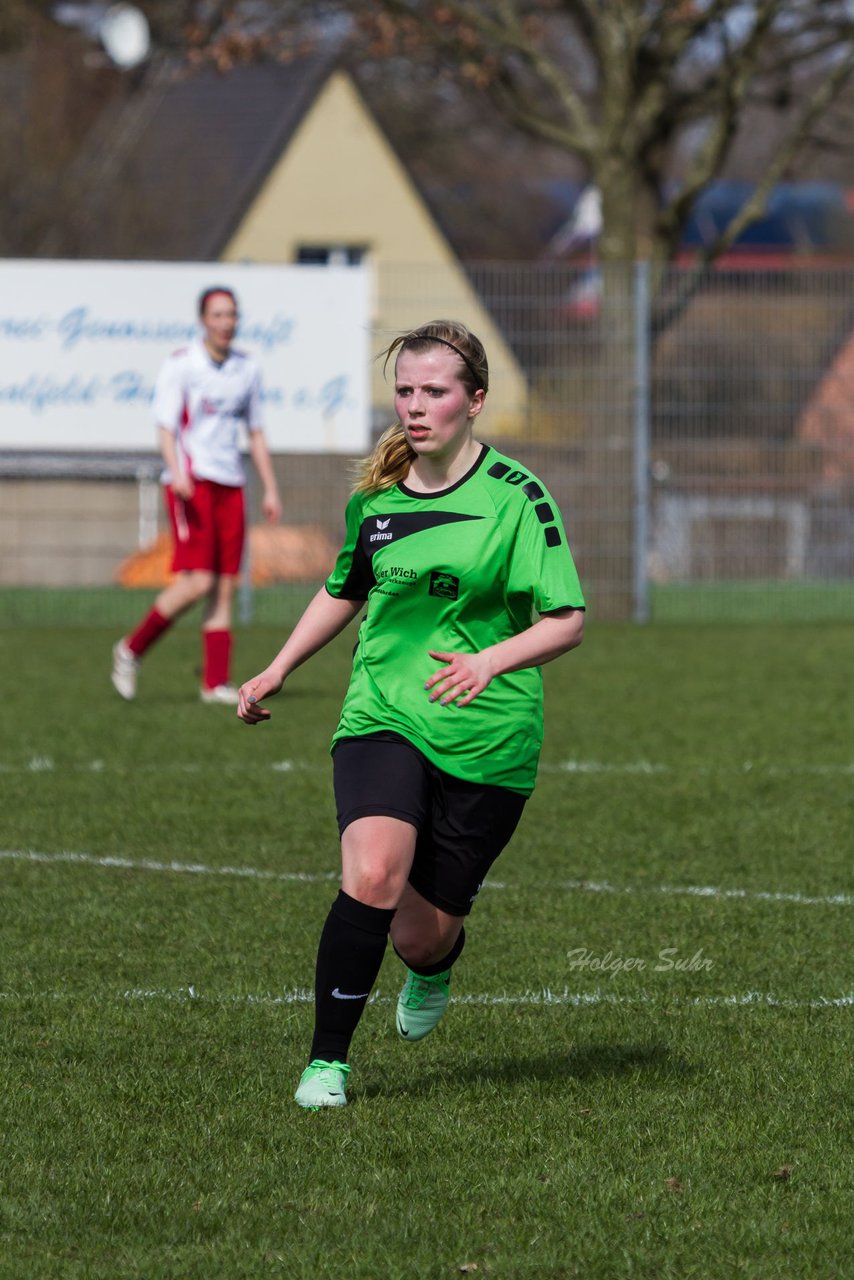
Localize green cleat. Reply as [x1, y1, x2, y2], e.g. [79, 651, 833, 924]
[294, 1059, 351, 1109]
[396, 968, 451, 1042]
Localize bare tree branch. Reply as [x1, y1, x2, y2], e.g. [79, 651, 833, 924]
[376, 0, 597, 155]
[654, 0, 782, 257]
[653, 46, 854, 335]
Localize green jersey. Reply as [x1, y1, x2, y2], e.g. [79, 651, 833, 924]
[326, 444, 585, 794]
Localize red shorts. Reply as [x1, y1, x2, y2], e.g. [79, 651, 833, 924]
[165, 479, 245, 576]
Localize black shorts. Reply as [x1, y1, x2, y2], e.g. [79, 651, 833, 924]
[332, 732, 527, 917]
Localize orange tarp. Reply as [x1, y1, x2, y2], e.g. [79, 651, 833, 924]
[115, 525, 339, 588]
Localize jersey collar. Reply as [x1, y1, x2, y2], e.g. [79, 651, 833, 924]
[397, 443, 490, 499]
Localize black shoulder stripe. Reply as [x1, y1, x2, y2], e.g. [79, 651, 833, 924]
[488, 460, 563, 548]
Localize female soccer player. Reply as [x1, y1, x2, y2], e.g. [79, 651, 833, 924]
[111, 286, 282, 704]
[238, 320, 585, 1108]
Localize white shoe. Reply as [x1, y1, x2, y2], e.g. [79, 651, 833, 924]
[199, 683, 240, 705]
[111, 640, 139, 700]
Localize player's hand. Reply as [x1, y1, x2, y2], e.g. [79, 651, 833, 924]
[237, 669, 284, 723]
[425, 650, 495, 708]
[262, 490, 283, 524]
[172, 474, 194, 501]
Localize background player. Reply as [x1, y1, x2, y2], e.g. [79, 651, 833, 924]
[111, 286, 282, 704]
[237, 319, 585, 1108]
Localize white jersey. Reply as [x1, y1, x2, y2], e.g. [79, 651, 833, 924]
[154, 339, 263, 488]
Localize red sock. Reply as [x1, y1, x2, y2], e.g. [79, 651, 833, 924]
[202, 629, 232, 689]
[126, 609, 172, 657]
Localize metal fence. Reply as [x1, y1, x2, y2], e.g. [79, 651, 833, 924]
[2, 263, 854, 625]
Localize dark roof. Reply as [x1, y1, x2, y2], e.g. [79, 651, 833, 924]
[48, 53, 337, 260]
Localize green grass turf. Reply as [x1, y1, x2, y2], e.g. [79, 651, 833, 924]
[0, 619, 851, 1278]
[649, 579, 854, 624]
[2, 577, 854, 629]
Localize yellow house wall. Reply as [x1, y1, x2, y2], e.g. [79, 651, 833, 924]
[223, 72, 528, 437]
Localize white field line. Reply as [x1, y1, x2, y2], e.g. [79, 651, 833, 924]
[0, 985, 850, 1011]
[3, 756, 854, 777]
[0, 758, 305, 774]
[558, 878, 853, 908]
[544, 760, 854, 777]
[0, 848, 339, 884]
[1, 848, 851, 908]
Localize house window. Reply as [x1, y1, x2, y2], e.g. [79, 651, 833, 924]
[296, 245, 366, 266]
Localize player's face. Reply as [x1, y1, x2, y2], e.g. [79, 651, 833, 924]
[201, 293, 238, 357]
[394, 348, 484, 459]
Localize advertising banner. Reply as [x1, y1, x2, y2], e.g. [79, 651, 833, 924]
[0, 261, 370, 453]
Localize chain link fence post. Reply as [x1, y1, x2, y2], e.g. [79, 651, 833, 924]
[633, 260, 651, 622]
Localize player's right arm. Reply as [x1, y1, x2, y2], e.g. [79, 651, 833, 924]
[159, 425, 193, 499]
[154, 352, 193, 497]
[237, 587, 364, 723]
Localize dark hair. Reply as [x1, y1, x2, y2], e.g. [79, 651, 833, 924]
[198, 286, 238, 317]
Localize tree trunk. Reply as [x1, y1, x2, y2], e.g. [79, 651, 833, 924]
[573, 162, 645, 621]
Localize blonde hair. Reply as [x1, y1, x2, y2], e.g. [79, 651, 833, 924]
[354, 320, 489, 494]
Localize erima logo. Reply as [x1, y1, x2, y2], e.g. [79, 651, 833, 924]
[370, 516, 393, 543]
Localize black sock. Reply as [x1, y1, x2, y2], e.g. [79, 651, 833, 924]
[309, 890, 396, 1063]
[393, 926, 466, 978]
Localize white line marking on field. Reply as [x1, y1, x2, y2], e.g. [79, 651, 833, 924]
[3, 757, 854, 777]
[543, 760, 854, 777]
[0, 849, 339, 884]
[0, 986, 849, 1011]
[2, 848, 850, 907]
[545, 760, 669, 775]
[0, 759, 310, 775]
[120, 987, 854, 1010]
[560, 878, 853, 908]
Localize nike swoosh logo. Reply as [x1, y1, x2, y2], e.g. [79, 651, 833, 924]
[332, 987, 370, 1000]
[397, 1018, 410, 1037]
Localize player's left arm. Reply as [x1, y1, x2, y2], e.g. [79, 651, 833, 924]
[426, 607, 583, 707]
[247, 428, 283, 524]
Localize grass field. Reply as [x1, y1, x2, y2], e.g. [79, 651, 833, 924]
[0, 613, 851, 1279]
[2, 577, 854, 628]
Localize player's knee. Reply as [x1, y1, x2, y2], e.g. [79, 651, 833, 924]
[185, 569, 215, 600]
[391, 920, 458, 968]
[394, 936, 441, 968]
[346, 864, 405, 909]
